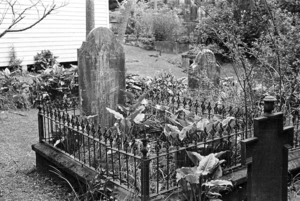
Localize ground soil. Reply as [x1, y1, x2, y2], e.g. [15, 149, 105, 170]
[0, 110, 73, 201]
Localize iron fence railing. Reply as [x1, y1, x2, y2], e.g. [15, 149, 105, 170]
[37, 94, 300, 200]
[37, 102, 253, 200]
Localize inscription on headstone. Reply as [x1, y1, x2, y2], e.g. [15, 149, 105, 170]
[188, 49, 220, 90]
[78, 27, 125, 126]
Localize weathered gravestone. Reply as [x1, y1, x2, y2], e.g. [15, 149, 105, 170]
[78, 27, 125, 127]
[188, 49, 220, 90]
[190, 4, 198, 21]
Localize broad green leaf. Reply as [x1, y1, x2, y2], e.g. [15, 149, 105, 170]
[206, 192, 222, 198]
[165, 116, 182, 128]
[203, 180, 233, 187]
[114, 123, 121, 135]
[221, 117, 235, 127]
[155, 104, 169, 111]
[164, 124, 180, 137]
[175, 107, 191, 116]
[44, 68, 52, 74]
[133, 113, 145, 124]
[196, 118, 210, 131]
[167, 88, 174, 95]
[122, 90, 135, 102]
[131, 85, 142, 90]
[177, 119, 190, 127]
[117, 104, 127, 112]
[120, 118, 132, 133]
[4, 68, 10, 76]
[140, 99, 148, 105]
[130, 89, 151, 111]
[178, 124, 194, 141]
[106, 107, 124, 120]
[214, 151, 228, 159]
[197, 154, 220, 176]
[212, 115, 222, 122]
[128, 105, 145, 121]
[176, 167, 199, 183]
[185, 173, 201, 184]
[186, 151, 204, 166]
[212, 166, 223, 179]
[185, 112, 199, 125]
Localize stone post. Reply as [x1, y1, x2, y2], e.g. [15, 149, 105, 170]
[241, 96, 293, 201]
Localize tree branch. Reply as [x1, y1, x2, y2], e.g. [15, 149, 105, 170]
[0, 0, 68, 38]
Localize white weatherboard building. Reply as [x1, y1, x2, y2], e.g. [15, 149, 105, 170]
[0, 0, 109, 67]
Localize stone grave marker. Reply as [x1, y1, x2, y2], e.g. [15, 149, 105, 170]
[190, 4, 198, 21]
[78, 27, 125, 127]
[188, 49, 220, 90]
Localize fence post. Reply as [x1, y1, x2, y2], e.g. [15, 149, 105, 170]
[38, 106, 44, 142]
[140, 137, 150, 201]
[241, 96, 293, 201]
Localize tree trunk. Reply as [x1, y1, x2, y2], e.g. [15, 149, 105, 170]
[86, 0, 95, 37]
[117, 0, 134, 43]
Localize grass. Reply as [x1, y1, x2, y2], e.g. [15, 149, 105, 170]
[0, 109, 74, 200]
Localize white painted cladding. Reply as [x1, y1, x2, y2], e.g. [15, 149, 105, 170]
[0, 0, 109, 67]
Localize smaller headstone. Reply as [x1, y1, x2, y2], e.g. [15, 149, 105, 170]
[190, 4, 198, 21]
[188, 49, 220, 90]
[198, 6, 206, 21]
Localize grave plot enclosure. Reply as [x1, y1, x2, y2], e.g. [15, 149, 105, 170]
[33, 93, 300, 200]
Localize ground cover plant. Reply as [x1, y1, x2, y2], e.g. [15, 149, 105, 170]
[176, 151, 233, 200]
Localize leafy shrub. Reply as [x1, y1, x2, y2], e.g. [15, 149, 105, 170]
[33, 50, 58, 72]
[29, 64, 78, 106]
[0, 69, 30, 109]
[152, 11, 185, 41]
[132, 1, 185, 41]
[8, 46, 22, 71]
[195, 2, 269, 57]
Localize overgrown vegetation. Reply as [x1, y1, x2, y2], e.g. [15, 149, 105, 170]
[0, 69, 30, 110]
[192, 0, 300, 121]
[33, 50, 59, 72]
[29, 64, 78, 106]
[8, 46, 22, 71]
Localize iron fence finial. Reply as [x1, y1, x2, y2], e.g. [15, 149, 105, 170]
[263, 95, 276, 115]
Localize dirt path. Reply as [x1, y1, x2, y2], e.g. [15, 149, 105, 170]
[0, 110, 71, 201]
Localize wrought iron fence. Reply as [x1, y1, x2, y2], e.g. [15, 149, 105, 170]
[37, 93, 300, 200]
[37, 100, 255, 200]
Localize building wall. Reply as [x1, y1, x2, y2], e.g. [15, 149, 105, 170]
[0, 0, 109, 67]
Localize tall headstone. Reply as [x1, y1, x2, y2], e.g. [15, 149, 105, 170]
[188, 49, 220, 90]
[78, 27, 125, 127]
